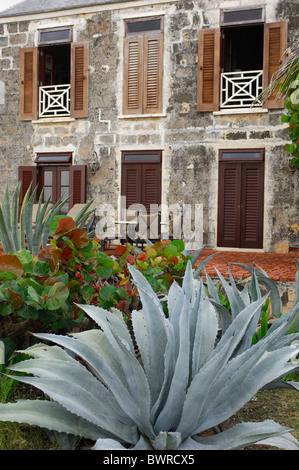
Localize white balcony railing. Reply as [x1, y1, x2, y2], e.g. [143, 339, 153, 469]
[220, 70, 263, 109]
[39, 84, 71, 118]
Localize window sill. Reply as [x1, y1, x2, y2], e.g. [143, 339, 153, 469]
[213, 108, 268, 116]
[118, 113, 167, 119]
[32, 117, 75, 124]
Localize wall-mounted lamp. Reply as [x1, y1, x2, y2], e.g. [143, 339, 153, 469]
[88, 151, 101, 175]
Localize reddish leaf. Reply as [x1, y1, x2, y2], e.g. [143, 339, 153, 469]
[126, 255, 135, 265]
[8, 288, 23, 309]
[115, 245, 127, 255]
[0, 255, 23, 278]
[55, 217, 76, 235]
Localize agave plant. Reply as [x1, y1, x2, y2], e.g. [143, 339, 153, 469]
[0, 183, 95, 255]
[0, 183, 68, 255]
[0, 262, 298, 450]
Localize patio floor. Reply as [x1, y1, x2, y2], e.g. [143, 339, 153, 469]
[194, 249, 299, 283]
[106, 245, 299, 283]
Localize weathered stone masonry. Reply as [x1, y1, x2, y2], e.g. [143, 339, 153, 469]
[0, 0, 299, 252]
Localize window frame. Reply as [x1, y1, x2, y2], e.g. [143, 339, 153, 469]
[219, 148, 265, 162]
[125, 16, 164, 36]
[121, 149, 163, 164]
[35, 152, 73, 165]
[123, 16, 164, 115]
[38, 26, 73, 45]
[220, 7, 265, 26]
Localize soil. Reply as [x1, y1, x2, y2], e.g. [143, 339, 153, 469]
[221, 387, 299, 449]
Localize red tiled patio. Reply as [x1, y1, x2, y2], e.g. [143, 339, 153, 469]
[105, 244, 299, 283]
[195, 250, 299, 283]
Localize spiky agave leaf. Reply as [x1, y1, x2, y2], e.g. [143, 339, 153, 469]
[0, 262, 298, 450]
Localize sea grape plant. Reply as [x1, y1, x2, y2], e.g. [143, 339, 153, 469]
[0, 262, 298, 450]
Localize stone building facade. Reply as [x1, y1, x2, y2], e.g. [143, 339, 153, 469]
[0, 0, 298, 252]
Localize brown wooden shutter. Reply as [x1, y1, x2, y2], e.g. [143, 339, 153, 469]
[143, 165, 161, 213]
[263, 21, 287, 109]
[123, 36, 143, 115]
[123, 32, 163, 115]
[18, 166, 38, 204]
[70, 42, 88, 118]
[122, 164, 142, 208]
[197, 28, 220, 112]
[19, 47, 38, 120]
[143, 33, 163, 114]
[69, 165, 87, 207]
[121, 162, 161, 211]
[240, 163, 264, 248]
[218, 163, 241, 247]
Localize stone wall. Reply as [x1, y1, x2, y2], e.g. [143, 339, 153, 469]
[0, 0, 298, 251]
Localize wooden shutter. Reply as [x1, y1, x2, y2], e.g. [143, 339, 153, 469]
[19, 48, 38, 120]
[240, 163, 264, 248]
[123, 36, 143, 115]
[70, 42, 88, 118]
[218, 163, 241, 247]
[121, 162, 161, 211]
[143, 165, 161, 212]
[263, 21, 287, 109]
[123, 33, 163, 115]
[197, 28, 220, 112]
[18, 166, 38, 204]
[143, 33, 163, 114]
[69, 165, 87, 206]
[122, 164, 142, 208]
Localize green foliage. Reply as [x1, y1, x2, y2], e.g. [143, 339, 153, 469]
[0, 338, 28, 403]
[259, 40, 299, 166]
[0, 263, 298, 450]
[282, 86, 299, 166]
[117, 238, 218, 296]
[0, 183, 69, 256]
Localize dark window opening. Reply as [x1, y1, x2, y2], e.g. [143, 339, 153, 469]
[222, 25, 264, 72]
[39, 44, 71, 86]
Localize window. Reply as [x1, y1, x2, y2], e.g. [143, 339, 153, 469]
[121, 150, 162, 212]
[123, 17, 163, 115]
[18, 154, 87, 213]
[19, 27, 88, 120]
[197, 8, 287, 111]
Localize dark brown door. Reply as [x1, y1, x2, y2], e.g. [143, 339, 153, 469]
[121, 151, 162, 213]
[218, 153, 264, 248]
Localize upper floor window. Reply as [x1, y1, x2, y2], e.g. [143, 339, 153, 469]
[123, 17, 163, 115]
[197, 7, 287, 112]
[19, 26, 88, 120]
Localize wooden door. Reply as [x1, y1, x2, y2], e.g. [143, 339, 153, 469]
[217, 152, 264, 248]
[121, 151, 161, 213]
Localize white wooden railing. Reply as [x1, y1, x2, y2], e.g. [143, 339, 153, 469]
[39, 84, 71, 118]
[220, 70, 263, 109]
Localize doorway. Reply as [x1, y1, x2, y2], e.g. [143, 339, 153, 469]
[217, 149, 264, 248]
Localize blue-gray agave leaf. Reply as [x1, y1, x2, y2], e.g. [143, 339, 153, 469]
[0, 261, 298, 450]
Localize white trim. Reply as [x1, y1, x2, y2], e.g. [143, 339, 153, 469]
[118, 113, 167, 119]
[213, 108, 268, 116]
[32, 117, 75, 124]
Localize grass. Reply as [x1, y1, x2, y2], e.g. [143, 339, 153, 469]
[0, 380, 298, 450]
